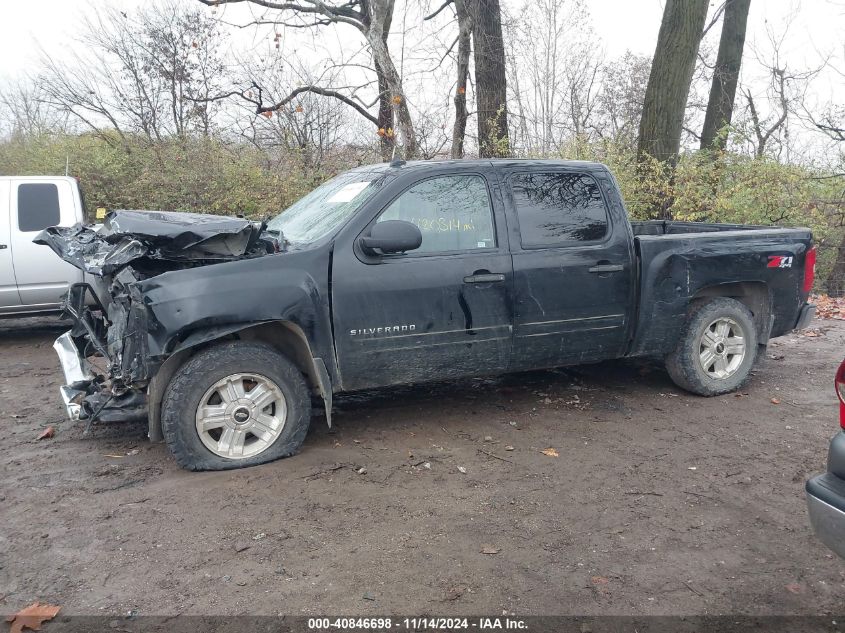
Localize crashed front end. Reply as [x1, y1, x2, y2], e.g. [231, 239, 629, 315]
[52, 274, 153, 422]
[39, 210, 279, 424]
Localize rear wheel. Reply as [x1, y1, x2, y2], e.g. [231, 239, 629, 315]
[665, 297, 758, 396]
[161, 341, 311, 471]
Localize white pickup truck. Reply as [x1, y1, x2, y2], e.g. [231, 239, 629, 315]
[0, 176, 87, 316]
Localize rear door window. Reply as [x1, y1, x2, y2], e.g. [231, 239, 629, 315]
[510, 172, 608, 247]
[17, 183, 61, 232]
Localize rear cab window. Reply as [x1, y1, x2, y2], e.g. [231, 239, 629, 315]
[17, 183, 61, 232]
[509, 172, 609, 248]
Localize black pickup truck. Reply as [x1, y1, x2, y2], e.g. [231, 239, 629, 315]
[39, 159, 816, 470]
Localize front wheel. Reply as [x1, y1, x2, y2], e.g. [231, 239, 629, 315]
[161, 341, 311, 471]
[665, 297, 758, 396]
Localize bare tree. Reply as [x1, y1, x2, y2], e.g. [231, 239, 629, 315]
[233, 58, 350, 170]
[40, 2, 225, 145]
[700, 0, 752, 150]
[593, 52, 651, 146]
[198, 0, 417, 159]
[421, 0, 473, 158]
[736, 47, 820, 158]
[470, 0, 509, 156]
[637, 0, 709, 164]
[450, 0, 473, 159]
[0, 79, 70, 138]
[802, 44, 845, 144]
[505, 0, 602, 156]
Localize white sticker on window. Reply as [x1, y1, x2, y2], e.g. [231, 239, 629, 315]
[328, 181, 370, 203]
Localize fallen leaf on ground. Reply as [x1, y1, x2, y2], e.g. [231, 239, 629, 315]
[457, 466, 467, 474]
[6, 602, 61, 633]
[591, 576, 610, 594]
[812, 293, 845, 320]
[771, 398, 781, 405]
[504, 445, 515, 451]
[480, 544, 500, 554]
[785, 583, 804, 594]
[445, 585, 466, 601]
[541, 448, 559, 457]
[36, 427, 54, 440]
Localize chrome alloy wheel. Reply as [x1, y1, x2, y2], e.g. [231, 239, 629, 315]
[698, 317, 746, 380]
[195, 373, 286, 459]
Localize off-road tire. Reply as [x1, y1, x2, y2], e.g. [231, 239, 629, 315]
[161, 341, 311, 471]
[665, 297, 758, 396]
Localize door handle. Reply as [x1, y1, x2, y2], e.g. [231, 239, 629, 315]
[588, 263, 624, 274]
[464, 273, 505, 284]
[0, 244, 7, 250]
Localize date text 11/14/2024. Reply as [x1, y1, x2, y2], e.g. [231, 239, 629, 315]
[307, 617, 529, 630]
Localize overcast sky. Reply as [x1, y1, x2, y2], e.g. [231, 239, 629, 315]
[0, 0, 842, 136]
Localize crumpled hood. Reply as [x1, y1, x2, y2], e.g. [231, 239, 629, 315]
[36, 209, 277, 276]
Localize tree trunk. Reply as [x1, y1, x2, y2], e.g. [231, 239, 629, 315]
[471, 0, 509, 157]
[700, 0, 751, 150]
[637, 0, 709, 165]
[373, 1, 395, 161]
[364, 0, 416, 159]
[375, 60, 394, 161]
[451, 0, 472, 159]
[366, 34, 416, 159]
[826, 234, 845, 297]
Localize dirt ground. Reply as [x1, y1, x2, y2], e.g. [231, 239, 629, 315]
[0, 316, 843, 617]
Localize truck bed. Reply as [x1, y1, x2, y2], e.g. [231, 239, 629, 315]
[630, 220, 768, 236]
[628, 223, 813, 358]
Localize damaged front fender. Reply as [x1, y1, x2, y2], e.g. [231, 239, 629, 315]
[40, 209, 334, 434]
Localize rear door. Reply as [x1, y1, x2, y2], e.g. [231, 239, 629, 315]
[10, 179, 83, 307]
[0, 180, 22, 308]
[331, 168, 514, 391]
[502, 167, 636, 370]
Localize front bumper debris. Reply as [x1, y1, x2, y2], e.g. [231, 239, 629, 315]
[53, 328, 149, 423]
[53, 331, 94, 420]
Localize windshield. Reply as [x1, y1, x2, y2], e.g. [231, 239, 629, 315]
[267, 169, 387, 244]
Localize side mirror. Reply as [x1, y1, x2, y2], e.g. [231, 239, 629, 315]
[359, 220, 422, 255]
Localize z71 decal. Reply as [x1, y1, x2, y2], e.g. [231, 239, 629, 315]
[767, 255, 793, 268]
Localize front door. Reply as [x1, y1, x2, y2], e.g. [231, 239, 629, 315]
[332, 170, 513, 391]
[0, 180, 22, 308]
[503, 168, 635, 370]
[11, 179, 83, 307]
